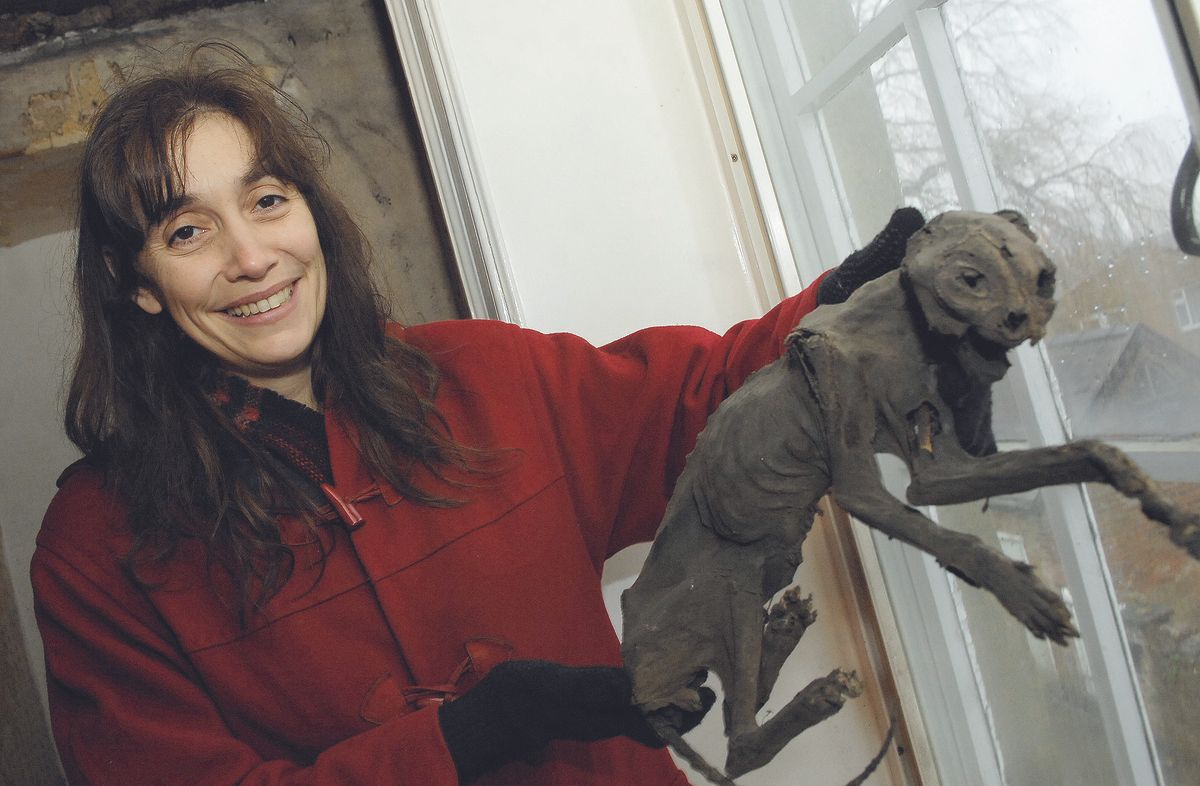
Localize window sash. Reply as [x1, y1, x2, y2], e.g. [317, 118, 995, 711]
[709, 1, 1175, 782]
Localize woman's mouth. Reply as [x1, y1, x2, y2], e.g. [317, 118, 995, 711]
[224, 285, 294, 318]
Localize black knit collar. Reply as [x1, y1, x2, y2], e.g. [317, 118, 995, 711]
[207, 372, 333, 487]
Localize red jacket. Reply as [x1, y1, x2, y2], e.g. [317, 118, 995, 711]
[33, 280, 823, 785]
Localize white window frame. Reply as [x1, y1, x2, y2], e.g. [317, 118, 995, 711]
[701, 1, 1181, 783]
[1175, 285, 1200, 330]
[378, 0, 524, 324]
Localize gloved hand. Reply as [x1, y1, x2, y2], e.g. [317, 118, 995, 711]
[438, 659, 715, 782]
[817, 206, 926, 305]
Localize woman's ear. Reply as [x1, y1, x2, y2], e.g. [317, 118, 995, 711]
[107, 248, 165, 314]
[134, 285, 165, 315]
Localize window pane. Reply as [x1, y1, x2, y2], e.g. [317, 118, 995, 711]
[943, 0, 1200, 782]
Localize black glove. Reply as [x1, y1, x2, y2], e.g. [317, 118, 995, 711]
[817, 206, 926, 305]
[438, 660, 715, 782]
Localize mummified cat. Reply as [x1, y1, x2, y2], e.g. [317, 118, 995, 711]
[622, 210, 1200, 784]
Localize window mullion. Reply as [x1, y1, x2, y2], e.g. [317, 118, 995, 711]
[789, 0, 941, 112]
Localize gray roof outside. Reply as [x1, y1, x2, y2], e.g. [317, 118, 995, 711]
[992, 323, 1200, 441]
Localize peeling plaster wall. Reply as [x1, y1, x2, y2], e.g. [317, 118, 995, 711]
[0, 55, 113, 246]
[0, 2, 462, 780]
[14, 57, 106, 154]
[1, 2, 249, 50]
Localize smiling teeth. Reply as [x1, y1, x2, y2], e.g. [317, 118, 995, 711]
[226, 286, 293, 318]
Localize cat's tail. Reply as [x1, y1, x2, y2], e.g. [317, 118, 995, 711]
[843, 716, 897, 786]
[648, 711, 895, 786]
[648, 715, 741, 786]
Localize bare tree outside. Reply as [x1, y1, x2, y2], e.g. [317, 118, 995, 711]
[856, 0, 1181, 286]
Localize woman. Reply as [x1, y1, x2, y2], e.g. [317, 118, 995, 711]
[32, 42, 921, 785]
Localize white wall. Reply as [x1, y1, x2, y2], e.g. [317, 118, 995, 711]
[429, 0, 765, 344]
[0, 231, 83, 713]
[422, 2, 905, 783]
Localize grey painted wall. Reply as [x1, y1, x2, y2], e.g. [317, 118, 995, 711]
[0, 232, 78, 785]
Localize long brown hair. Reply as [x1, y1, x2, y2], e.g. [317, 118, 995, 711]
[67, 42, 474, 610]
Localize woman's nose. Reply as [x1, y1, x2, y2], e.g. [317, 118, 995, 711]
[223, 223, 276, 280]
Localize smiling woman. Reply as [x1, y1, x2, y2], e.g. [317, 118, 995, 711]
[132, 113, 328, 406]
[65, 40, 479, 611]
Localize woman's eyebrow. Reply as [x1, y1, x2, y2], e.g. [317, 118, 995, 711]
[242, 164, 275, 186]
[155, 193, 197, 224]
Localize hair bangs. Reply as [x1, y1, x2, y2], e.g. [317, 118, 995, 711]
[83, 44, 328, 260]
[84, 100, 199, 259]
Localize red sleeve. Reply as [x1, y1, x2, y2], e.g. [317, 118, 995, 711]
[516, 276, 827, 561]
[32, 518, 460, 786]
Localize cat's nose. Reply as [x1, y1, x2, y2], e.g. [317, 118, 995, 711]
[1004, 311, 1027, 331]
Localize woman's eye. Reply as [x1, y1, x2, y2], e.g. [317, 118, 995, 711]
[256, 193, 286, 210]
[169, 225, 201, 246]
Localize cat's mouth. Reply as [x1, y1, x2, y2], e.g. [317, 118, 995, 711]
[957, 328, 1012, 381]
[967, 329, 1011, 361]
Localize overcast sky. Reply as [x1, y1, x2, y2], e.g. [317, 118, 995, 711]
[1055, 0, 1188, 133]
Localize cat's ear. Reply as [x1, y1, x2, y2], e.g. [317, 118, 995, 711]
[994, 209, 1037, 241]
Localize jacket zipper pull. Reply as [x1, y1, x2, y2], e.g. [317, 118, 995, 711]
[320, 483, 365, 529]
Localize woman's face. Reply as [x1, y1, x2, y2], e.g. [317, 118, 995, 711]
[134, 112, 328, 405]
